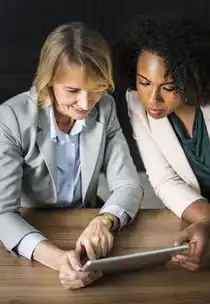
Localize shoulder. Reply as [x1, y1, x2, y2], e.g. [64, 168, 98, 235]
[125, 89, 150, 132]
[201, 105, 210, 122]
[90, 93, 116, 124]
[0, 88, 38, 117]
[126, 89, 145, 115]
[0, 88, 39, 136]
[97, 93, 115, 113]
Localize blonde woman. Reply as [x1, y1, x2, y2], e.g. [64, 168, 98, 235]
[0, 22, 143, 289]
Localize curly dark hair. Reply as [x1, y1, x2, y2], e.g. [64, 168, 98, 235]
[113, 16, 210, 106]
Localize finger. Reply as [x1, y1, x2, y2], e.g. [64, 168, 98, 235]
[178, 260, 199, 271]
[61, 270, 103, 287]
[61, 272, 102, 290]
[189, 241, 196, 255]
[194, 238, 206, 257]
[67, 250, 82, 271]
[75, 240, 84, 255]
[99, 235, 108, 257]
[174, 229, 190, 247]
[82, 271, 103, 286]
[82, 239, 97, 260]
[107, 233, 114, 253]
[60, 278, 86, 290]
[60, 271, 91, 282]
[171, 256, 199, 271]
[91, 241, 102, 259]
[175, 253, 200, 264]
[171, 256, 179, 263]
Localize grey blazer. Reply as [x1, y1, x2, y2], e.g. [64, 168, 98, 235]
[0, 89, 143, 251]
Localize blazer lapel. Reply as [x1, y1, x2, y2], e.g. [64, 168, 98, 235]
[80, 107, 103, 203]
[36, 106, 57, 201]
[147, 115, 200, 189]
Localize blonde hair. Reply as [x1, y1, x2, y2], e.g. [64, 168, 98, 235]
[33, 22, 114, 107]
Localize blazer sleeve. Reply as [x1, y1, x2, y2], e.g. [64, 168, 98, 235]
[0, 104, 39, 251]
[126, 91, 204, 219]
[101, 95, 144, 220]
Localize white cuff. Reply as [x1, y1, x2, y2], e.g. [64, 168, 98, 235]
[15, 232, 47, 260]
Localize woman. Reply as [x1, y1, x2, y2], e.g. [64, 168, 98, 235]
[0, 22, 143, 289]
[114, 17, 210, 271]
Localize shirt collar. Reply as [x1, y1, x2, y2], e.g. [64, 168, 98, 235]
[50, 108, 86, 143]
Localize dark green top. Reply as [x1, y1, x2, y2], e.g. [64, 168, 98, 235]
[168, 107, 210, 201]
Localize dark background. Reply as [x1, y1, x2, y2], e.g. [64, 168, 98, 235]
[0, 0, 209, 170]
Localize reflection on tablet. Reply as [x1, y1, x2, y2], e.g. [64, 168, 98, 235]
[82, 244, 189, 273]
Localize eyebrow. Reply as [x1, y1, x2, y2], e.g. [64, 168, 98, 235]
[136, 73, 174, 85]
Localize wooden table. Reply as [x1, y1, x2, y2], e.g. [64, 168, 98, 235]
[0, 209, 210, 304]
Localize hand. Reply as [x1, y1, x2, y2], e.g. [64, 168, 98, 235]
[59, 250, 102, 289]
[75, 216, 115, 260]
[172, 220, 210, 271]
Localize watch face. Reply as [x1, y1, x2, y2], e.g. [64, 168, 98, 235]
[105, 214, 113, 221]
[104, 214, 114, 228]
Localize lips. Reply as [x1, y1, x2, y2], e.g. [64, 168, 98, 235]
[71, 106, 88, 114]
[147, 107, 163, 114]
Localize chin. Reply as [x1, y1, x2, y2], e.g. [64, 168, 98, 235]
[148, 112, 168, 119]
[72, 113, 88, 120]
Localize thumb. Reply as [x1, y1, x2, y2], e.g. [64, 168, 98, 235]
[174, 229, 190, 246]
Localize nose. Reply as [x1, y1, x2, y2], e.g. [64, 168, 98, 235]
[149, 87, 163, 106]
[77, 91, 89, 110]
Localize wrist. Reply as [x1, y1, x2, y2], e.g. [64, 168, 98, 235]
[199, 218, 210, 232]
[93, 213, 120, 231]
[182, 200, 210, 223]
[32, 240, 66, 271]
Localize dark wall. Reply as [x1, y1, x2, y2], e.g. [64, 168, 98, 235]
[0, 0, 210, 169]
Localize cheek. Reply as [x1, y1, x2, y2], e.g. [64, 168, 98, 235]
[55, 91, 76, 107]
[95, 93, 102, 103]
[89, 93, 102, 107]
[136, 87, 148, 105]
[164, 94, 183, 111]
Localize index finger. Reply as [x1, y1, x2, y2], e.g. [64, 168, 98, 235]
[82, 239, 97, 260]
[67, 250, 82, 271]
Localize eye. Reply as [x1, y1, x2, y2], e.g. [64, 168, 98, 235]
[138, 82, 150, 86]
[66, 89, 80, 94]
[163, 87, 175, 92]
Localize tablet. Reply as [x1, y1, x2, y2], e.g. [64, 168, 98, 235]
[82, 243, 189, 273]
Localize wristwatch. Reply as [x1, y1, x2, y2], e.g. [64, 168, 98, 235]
[96, 212, 119, 230]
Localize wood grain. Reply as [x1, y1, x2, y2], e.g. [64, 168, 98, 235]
[0, 208, 210, 304]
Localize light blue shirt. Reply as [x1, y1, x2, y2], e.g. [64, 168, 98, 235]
[50, 108, 85, 207]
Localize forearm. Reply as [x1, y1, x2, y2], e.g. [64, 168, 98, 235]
[32, 240, 66, 271]
[181, 199, 210, 224]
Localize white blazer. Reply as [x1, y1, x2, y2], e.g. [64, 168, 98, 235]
[126, 90, 210, 218]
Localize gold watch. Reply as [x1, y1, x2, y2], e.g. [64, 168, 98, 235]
[96, 212, 119, 230]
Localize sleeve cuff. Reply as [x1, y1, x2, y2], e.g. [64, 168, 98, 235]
[14, 232, 47, 260]
[99, 205, 130, 228]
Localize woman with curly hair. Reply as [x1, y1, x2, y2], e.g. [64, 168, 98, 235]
[114, 17, 210, 271]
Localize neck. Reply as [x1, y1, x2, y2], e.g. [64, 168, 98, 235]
[173, 104, 197, 138]
[173, 104, 196, 117]
[53, 107, 75, 134]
